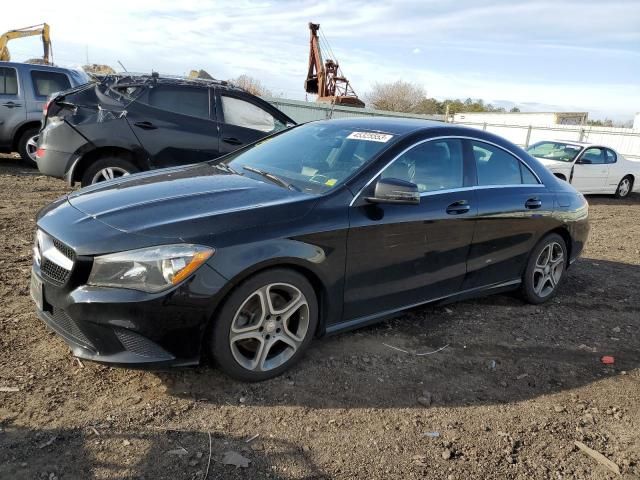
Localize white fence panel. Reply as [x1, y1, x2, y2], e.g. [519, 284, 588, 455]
[451, 121, 640, 161]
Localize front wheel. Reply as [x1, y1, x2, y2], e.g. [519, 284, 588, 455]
[614, 176, 633, 199]
[81, 156, 139, 187]
[522, 233, 567, 304]
[210, 269, 318, 381]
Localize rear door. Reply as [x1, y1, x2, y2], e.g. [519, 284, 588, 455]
[26, 69, 71, 122]
[464, 140, 555, 289]
[215, 91, 289, 155]
[604, 148, 622, 191]
[571, 147, 608, 192]
[125, 84, 219, 168]
[0, 66, 25, 146]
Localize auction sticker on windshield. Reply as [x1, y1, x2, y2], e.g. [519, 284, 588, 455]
[346, 131, 394, 142]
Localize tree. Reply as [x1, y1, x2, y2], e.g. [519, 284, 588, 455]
[365, 80, 427, 113]
[229, 75, 272, 97]
[510, 106, 521, 112]
[363, 80, 523, 115]
[586, 118, 616, 127]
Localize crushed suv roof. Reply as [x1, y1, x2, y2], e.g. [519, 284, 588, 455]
[97, 72, 245, 93]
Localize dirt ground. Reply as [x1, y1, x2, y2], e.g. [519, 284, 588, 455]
[0, 152, 638, 480]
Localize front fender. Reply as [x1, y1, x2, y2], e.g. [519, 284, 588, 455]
[208, 235, 347, 334]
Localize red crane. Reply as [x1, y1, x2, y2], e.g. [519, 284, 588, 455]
[304, 22, 365, 108]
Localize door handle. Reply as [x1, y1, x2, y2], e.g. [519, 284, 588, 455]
[2, 101, 22, 108]
[223, 137, 243, 146]
[446, 200, 471, 215]
[525, 198, 542, 209]
[133, 121, 157, 130]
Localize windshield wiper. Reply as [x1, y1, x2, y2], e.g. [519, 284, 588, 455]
[243, 166, 300, 191]
[213, 163, 241, 175]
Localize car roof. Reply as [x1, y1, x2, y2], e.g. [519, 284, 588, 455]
[310, 117, 449, 135]
[104, 72, 245, 92]
[0, 60, 80, 73]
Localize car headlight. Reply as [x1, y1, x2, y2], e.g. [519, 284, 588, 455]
[88, 244, 214, 293]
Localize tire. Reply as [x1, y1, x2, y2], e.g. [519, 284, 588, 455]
[521, 233, 567, 305]
[614, 176, 633, 199]
[80, 156, 139, 187]
[210, 268, 318, 382]
[17, 127, 40, 167]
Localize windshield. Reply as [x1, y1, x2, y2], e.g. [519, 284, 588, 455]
[220, 123, 396, 194]
[526, 141, 582, 162]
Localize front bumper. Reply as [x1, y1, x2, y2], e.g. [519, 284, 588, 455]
[30, 260, 229, 367]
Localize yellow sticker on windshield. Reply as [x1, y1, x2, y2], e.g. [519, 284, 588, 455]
[325, 178, 337, 186]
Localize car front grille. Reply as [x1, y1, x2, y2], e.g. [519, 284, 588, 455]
[34, 230, 75, 285]
[41, 259, 71, 284]
[52, 238, 74, 260]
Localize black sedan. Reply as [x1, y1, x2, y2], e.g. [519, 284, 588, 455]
[31, 118, 589, 381]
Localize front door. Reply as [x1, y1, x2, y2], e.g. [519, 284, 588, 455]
[571, 147, 609, 192]
[344, 138, 476, 321]
[0, 66, 25, 145]
[126, 84, 219, 168]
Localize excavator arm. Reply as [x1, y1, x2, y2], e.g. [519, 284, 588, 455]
[303, 22, 364, 108]
[304, 23, 323, 96]
[0, 23, 52, 64]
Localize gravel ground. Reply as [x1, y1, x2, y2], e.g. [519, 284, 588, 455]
[0, 153, 638, 479]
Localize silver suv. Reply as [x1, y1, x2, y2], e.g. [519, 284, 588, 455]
[0, 61, 89, 165]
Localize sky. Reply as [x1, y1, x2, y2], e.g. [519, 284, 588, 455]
[3, 0, 639, 121]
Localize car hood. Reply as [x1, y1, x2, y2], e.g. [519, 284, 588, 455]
[534, 158, 573, 170]
[67, 163, 315, 241]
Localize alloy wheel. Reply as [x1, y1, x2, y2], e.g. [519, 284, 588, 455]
[91, 167, 131, 184]
[26, 135, 39, 162]
[618, 178, 631, 197]
[229, 283, 310, 372]
[532, 242, 564, 298]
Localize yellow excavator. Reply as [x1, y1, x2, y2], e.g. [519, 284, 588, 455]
[0, 23, 52, 64]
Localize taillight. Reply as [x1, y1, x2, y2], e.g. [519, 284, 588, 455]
[43, 100, 50, 115]
[36, 148, 46, 159]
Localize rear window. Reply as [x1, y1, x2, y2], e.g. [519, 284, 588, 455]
[142, 85, 210, 119]
[0, 67, 18, 95]
[30, 70, 71, 97]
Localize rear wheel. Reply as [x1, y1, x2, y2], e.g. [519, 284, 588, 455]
[81, 156, 139, 187]
[210, 269, 318, 381]
[614, 176, 633, 199]
[17, 127, 40, 167]
[522, 233, 567, 304]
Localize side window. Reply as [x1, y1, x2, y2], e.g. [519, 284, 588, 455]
[580, 147, 605, 165]
[606, 149, 617, 164]
[472, 141, 539, 185]
[30, 71, 70, 97]
[221, 95, 283, 132]
[143, 85, 209, 119]
[0, 67, 19, 95]
[381, 139, 464, 193]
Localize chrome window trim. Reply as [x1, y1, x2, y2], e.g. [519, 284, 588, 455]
[349, 135, 544, 207]
[419, 184, 542, 197]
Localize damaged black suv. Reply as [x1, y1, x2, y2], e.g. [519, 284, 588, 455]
[35, 74, 295, 186]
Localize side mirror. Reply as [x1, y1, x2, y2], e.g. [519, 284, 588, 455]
[576, 158, 591, 165]
[365, 178, 420, 205]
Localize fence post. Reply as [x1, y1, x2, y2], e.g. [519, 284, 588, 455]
[525, 125, 532, 147]
[483, 122, 487, 131]
[579, 128, 585, 142]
